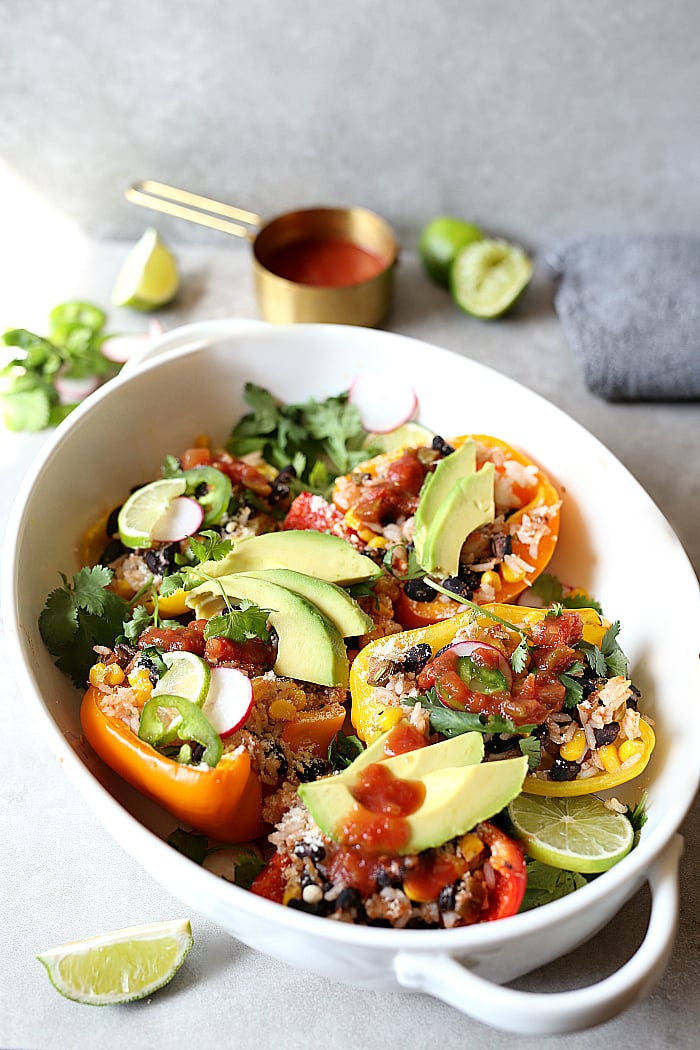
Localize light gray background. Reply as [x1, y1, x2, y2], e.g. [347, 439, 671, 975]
[1, 4, 699, 1049]
[1, 0, 699, 246]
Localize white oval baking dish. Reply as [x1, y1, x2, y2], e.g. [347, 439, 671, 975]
[3, 321, 698, 1034]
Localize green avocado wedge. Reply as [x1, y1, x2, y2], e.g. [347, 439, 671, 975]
[186, 575, 348, 687]
[419, 462, 496, 577]
[196, 530, 382, 586]
[235, 568, 373, 638]
[413, 440, 477, 568]
[336, 726, 485, 783]
[299, 752, 527, 854]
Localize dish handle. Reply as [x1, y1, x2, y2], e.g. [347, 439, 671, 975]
[394, 833, 682, 1035]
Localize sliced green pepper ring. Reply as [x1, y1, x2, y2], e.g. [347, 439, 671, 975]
[183, 466, 232, 527]
[138, 694, 223, 767]
[48, 301, 107, 332]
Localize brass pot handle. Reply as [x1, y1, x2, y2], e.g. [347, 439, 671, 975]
[125, 180, 262, 241]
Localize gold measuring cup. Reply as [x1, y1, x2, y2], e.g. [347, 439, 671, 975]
[126, 180, 399, 327]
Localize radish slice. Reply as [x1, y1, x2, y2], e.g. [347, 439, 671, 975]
[101, 331, 159, 364]
[54, 374, 102, 403]
[151, 496, 204, 542]
[348, 373, 418, 434]
[439, 640, 513, 695]
[202, 667, 254, 738]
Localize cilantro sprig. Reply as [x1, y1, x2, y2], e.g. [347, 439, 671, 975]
[226, 382, 377, 495]
[39, 566, 131, 686]
[1, 302, 119, 431]
[577, 621, 629, 679]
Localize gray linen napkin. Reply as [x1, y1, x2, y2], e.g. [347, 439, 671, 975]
[543, 235, 700, 401]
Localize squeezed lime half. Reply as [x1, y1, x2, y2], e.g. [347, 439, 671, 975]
[450, 238, 532, 318]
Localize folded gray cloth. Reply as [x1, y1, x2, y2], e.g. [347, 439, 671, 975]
[543, 235, 700, 401]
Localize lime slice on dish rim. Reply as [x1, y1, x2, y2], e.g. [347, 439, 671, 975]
[507, 793, 634, 874]
[36, 918, 193, 1005]
[362, 421, 435, 454]
[117, 478, 186, 549]
[450, 238, 532, 319]
[153, 651, 211, 707]
[112, 227, 179, 311]
[418, 217, 485, 287]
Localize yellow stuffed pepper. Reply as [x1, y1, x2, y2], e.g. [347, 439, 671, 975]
[350, 603, 654, 796]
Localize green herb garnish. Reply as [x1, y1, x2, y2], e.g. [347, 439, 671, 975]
[519, 859, 588, 911]
[328, 730, 365, 771]
[1, 301, 118, 431]
[404, 689, 536, 739]
[227, 382, 377, 494]
[39, 566, 131, 686]
[529, 572, 603, 615]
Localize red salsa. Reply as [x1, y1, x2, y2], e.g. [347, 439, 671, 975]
[265, 238, 386, 288]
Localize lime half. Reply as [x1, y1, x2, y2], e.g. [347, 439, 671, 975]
[36, 918, 193, 1005]
[419, 217, 485, 288]
[112, 228, 179, 311]
[363, 421, 435, 453]
[451, 238, 532, 319]
[153, 651, 211, 706]
[118, 478, 187, 549]
[507, 794, 634, 874]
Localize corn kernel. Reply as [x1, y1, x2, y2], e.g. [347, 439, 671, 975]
[598, 743, 621, 773]
[103, 663, 125, 686]
[89, 662, 108, 686]
[269, 698, 298, 722]
[344, 511, 362, 531]
[618, 739, 646, 763]
[366, 536, 387, 549]
[128, 668, 154, 704]
[481, 570, 502, 594]
[501, 559, 527, 583]
[560, 729, 587, 763]
[458, 832, 485, 863]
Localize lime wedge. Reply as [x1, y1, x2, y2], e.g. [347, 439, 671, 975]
[112, 228, 179, 311]
[419, 217, 484, 287]
[362, 421, 435, 453]
[450, 238, 532, 319]
[507, 794, 634, 874]
[117, 478, 187, 549]
[36, 918, 193, 1005]
[153, 651, 211, 706]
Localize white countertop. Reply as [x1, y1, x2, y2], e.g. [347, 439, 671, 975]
[1, 242, 698, 1050]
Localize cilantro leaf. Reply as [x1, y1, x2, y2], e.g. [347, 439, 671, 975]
[577, 622, 629, 680]
[518, 734, 542, 772]
[510, 636, 530, 674]
[161, 453, 183, 479]
[519, 860, 587, 911]
[404, 689, 535, 739]
[559, 672, 585, 708]
[203, 600, 271, 643]
[166, 828, 210, 864]
[625, 792, 648, 839]
[529, 572, 603, 615]
[187, 531, 234, 565]
[328, 730, 364, 771]
[227, 384, 373, 494]
[382, 544, 425, 581]
[39, 567, 130, 686]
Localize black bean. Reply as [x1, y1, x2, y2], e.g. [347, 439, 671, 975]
[335, 887, 362, 911]
[627, 685, 641, 710]
[489, 533, 513, 561]
[486, 734, 520, 755]
[442, 577, 472, 599]
[105, 505, 122, 537]
[261, 738, 289, 779]
[403, 578, 437, 602]
[593, 722, 620, 748]
[190, 743, 205, 764]
[375, 870, 403, 889]
[295, 756, 331, 783]
[134, 654, 160, 685]
[457, 568, 482, 591]
[287, 897, 332, 917]
[365, 917, 392, 927]
[97, 539, 127, 566]
[268, 464, 297, 505]
[432, 435, 455, 457]
[143, 543, 179, 576]
[549, 758, 581, 782]
[114, 642, 138, 666]
[404, 917, 439, 929]
[400, 643, 433, 674]
[293, 841, 326, 863]
[437, 883, 457, 912]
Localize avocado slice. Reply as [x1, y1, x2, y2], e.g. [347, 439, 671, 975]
[413, 440, 477, 565]
[337, 726, 485, 782]
[235, 568, 374, 638]
[419, 462, 496, 577]
[186, 576, 349, 687]
[197, 530, 382, 586]
[299, 753, 527, 854]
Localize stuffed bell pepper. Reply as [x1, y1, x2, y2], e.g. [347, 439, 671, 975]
[349, 603, 655, 796]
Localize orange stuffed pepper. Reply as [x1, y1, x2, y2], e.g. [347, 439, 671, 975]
[332, 434, 561, 630]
